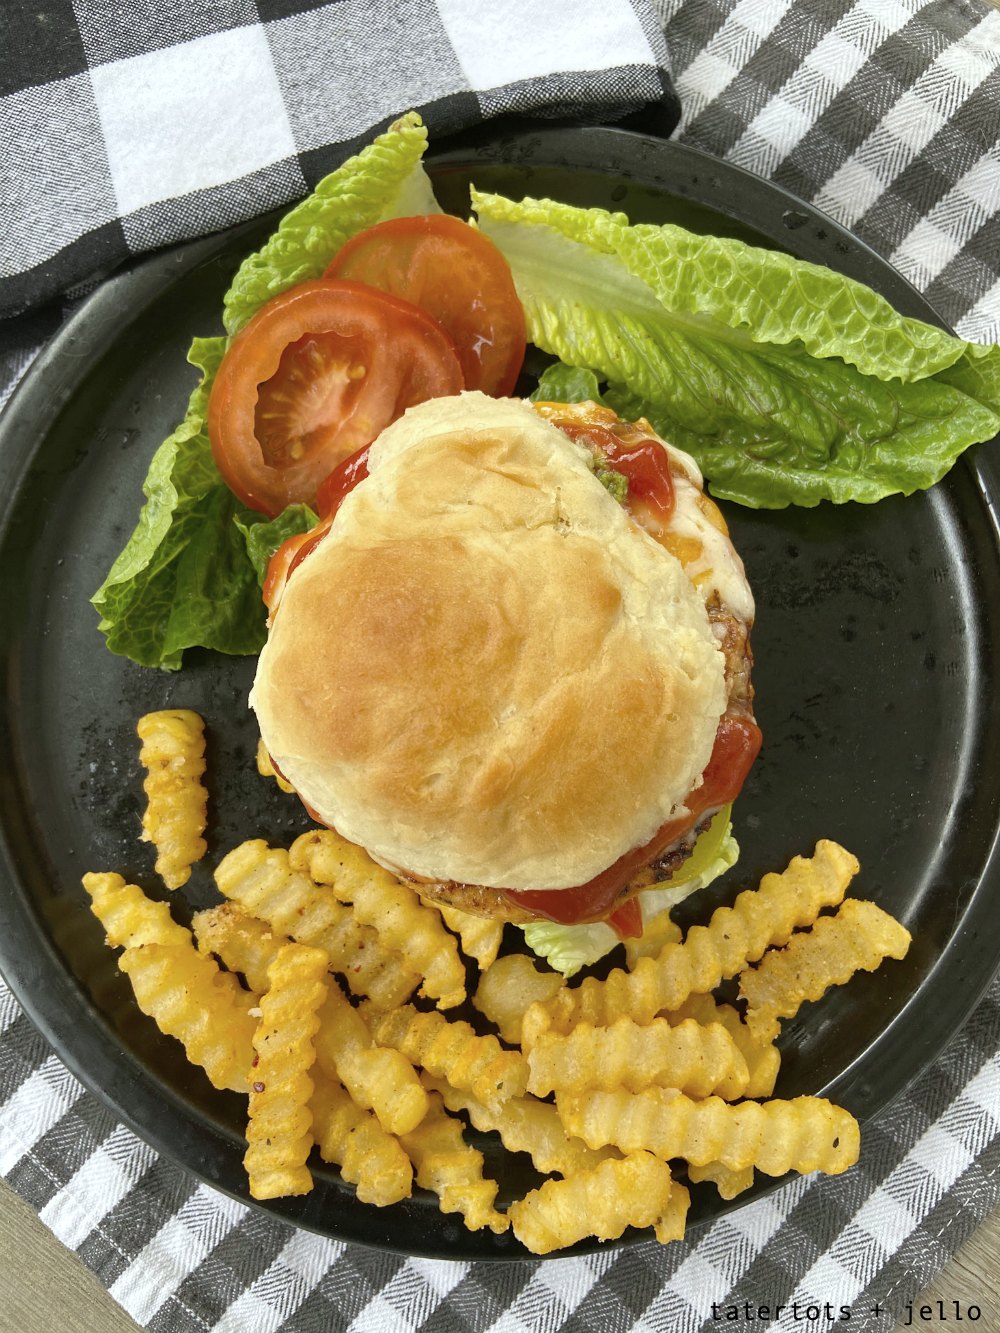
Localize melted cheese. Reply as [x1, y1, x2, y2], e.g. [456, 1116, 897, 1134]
[532, 400, 755, 628]
[660, 441, 755, 625]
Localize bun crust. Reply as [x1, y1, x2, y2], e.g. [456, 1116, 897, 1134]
[251, 393, 726, 890]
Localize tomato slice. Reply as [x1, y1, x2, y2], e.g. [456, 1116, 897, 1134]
[207, 279, 462, 516]
[326, 215, 526, 396]
[262, 518, 330, 618]
[262, 443, 373, 617]
[607, 898, 644, 940]
[316, 443, 371, 519]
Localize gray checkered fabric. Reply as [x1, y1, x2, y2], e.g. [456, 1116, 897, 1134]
[659, 0, 1000, 343]
[0, 0, 674, 319]
[2, 1, 1000, 1330]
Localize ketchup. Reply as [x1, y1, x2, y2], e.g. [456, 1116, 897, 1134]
[555, 419, 675, 522]
[503, 713, 762, 928]
[607, 898, 644, 940]
[316, 444, 371, 520]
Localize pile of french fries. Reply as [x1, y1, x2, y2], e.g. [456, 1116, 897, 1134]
[82, 710, 911, 1254]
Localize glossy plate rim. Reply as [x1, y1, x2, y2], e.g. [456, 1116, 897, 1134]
[1, 124, 999, 1260]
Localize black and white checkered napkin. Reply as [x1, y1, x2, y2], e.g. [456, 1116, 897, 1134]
[2, 1, 1000, 1329]
[0, 0, 675, 321]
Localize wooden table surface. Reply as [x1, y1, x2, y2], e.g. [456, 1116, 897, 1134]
[1, 1166, 998, 1329]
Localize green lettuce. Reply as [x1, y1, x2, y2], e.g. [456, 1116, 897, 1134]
[506, 196, 968, 382]
[475, 190, 1000, 508]
[93, 339, 257, 667]
[938, 341, 1000, 415]
[520, 808, 738, 977]
[224, 111, 436, 334]
[95, 115, 435, 669]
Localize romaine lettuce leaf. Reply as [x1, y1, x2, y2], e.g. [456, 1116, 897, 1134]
[602, 363, 996, 509]
[235, 503, 317, 587]
[93, 339, 319, 668]
[475, 191, 1000, 509]
[476, 191, 973, 384]
[93, 338, 263, 669]
[519, 919, 622, 979]
[96, 116, 434, 669]
[520, 808, 738, 977]
[937, 341, 1000, 415]
[529, 363, 604, 404]
[223, 112, 437, 335]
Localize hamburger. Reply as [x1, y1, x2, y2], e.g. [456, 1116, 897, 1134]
[251, 391, 759, 942]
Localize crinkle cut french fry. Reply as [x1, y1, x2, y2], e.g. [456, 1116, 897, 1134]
[315, 985, 428, 1136]
[192, 903, 289, 995]
[244, 943, 328, 1200]
[625, 910, 682, 968]
[536, 841, 858, 1032]
[118, 942, 257, 1092]
[667, 994, 780, 1099]
[508, 1152, 673, 1255]
[399, 1091, 508, 1234]
[215, 840, 418, 1009]
[523, 989, 778, 1103]
[472, 954, 564, 1046]
[83, 872, 191, 950]
[435, 901, 504, 970]
[345, 1048, 430, 1138]
[256, 737, 294, 793]
[137, 709, 208, 890]
[687, 1161, 754, 1200]
[739, 898, 912, 1044]
[311, 1071, 412, 1207]
[290, 831, 465, 1009]
[527, 1017, 749, 1101]
[362, 1002, 529, 1107]
[520, 1000, 556, 1053]
[654, 1181, 691, 1244]
[423, 1077, 615, 1178]
[559, 1088, 860, 1177]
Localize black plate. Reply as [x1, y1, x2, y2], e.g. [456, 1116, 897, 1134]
[1, 127, 999, 1260]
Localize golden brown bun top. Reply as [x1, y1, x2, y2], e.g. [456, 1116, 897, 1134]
[251, 393, 726, 890]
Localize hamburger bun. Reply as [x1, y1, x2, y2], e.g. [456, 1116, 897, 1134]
[251, 392, 729, 892]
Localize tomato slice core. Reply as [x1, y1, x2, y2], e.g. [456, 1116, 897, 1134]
[503, 714, 762, 926]
[254, 331, 370, 469]
[208, 279, 462, 517]
[326, 215, 526, 396]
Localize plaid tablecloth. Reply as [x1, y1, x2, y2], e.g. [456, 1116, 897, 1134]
[2, 1, 1000, 1329]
